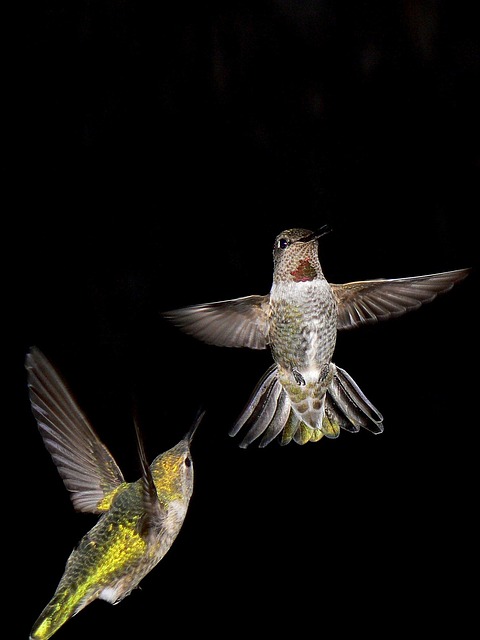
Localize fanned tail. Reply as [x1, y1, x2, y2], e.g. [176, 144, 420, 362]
[229, 362, 384, 447]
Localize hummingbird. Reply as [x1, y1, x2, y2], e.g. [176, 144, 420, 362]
[26, 346, 204, 640]
[162, 226, 469, 448]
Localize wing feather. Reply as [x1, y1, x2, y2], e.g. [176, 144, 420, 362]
[333, 268, 470, 330]
[26, 347, 125, 513]
[162, 295, 271, 349]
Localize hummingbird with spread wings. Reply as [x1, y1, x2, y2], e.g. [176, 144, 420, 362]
[162, 227, 469, 448]
[27, 346, 204, 640]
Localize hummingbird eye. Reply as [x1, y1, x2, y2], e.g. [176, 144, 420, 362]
[278, 238, 290, 250]
[184, 456, 192, 467]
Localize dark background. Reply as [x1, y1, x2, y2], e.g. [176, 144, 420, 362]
[10, 2, 477, 638]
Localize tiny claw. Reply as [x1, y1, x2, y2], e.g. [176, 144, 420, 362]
[292, 368, 306, 386]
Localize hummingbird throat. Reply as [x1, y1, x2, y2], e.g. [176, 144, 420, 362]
[290, 259, 317, 282]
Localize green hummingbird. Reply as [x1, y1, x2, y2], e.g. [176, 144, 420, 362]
[26, 346, 204, 640]
[162, 227, 469, 448]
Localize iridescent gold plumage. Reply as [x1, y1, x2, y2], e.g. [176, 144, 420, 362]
[27, 347, 203, 640]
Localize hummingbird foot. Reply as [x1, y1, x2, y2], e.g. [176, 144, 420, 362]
[292, 368, 306, 386]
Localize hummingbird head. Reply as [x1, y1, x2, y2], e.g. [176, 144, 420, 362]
[272, 226, 330, 282]
[151, 409, 205, 502]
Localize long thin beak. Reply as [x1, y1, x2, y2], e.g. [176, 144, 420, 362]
[299, 224, 331, 243]
[185, 408, 206, 443]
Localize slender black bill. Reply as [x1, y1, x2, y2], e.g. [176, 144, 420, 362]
[299, 225, 331, 243]
[185, 408, 206, 442]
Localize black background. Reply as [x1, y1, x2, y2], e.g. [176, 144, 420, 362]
[10, 2, 477, 638]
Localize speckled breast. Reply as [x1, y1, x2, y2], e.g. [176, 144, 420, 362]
[269, 279, 337, 372]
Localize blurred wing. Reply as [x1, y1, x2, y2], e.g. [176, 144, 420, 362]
[26, 347, 125, 514]
[162, 294, 271, 349]
[332, 268, 470, 330]
[133, 416, 165, 540]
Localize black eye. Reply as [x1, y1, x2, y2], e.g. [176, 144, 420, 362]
[185, 456, 192, 467]
[278, 238, 289, 249]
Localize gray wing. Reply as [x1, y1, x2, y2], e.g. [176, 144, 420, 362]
[26, 347, 125, 514]
[332, 268, 470, 330]
[133, 416, 165, 540]
[161, 294, 271, 349]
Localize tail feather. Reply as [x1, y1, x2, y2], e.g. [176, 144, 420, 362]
[230, 364, 296, 448]
[229, 364, 278, 438]
[258, 390, 290, 447]
[277, 412, 299, 446]
[293, 422, 325, 445]
[324, 402, 359, 434]
[30, 585, 90, 640]
[327, 364, 384, 434]
[238, 375, 283, 448]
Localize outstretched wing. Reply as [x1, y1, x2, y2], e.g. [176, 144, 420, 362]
[332, 268, 470, 330]
[162, 294, 271, 349]
[26, 347, 125, 514]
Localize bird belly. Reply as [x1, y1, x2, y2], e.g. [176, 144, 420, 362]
[269, 281, 337, 372]
[272, 313, 336, 388]
[280, 367, 329, 430]
[268, 281, 338, 434]
[97, 499, 187, 604]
